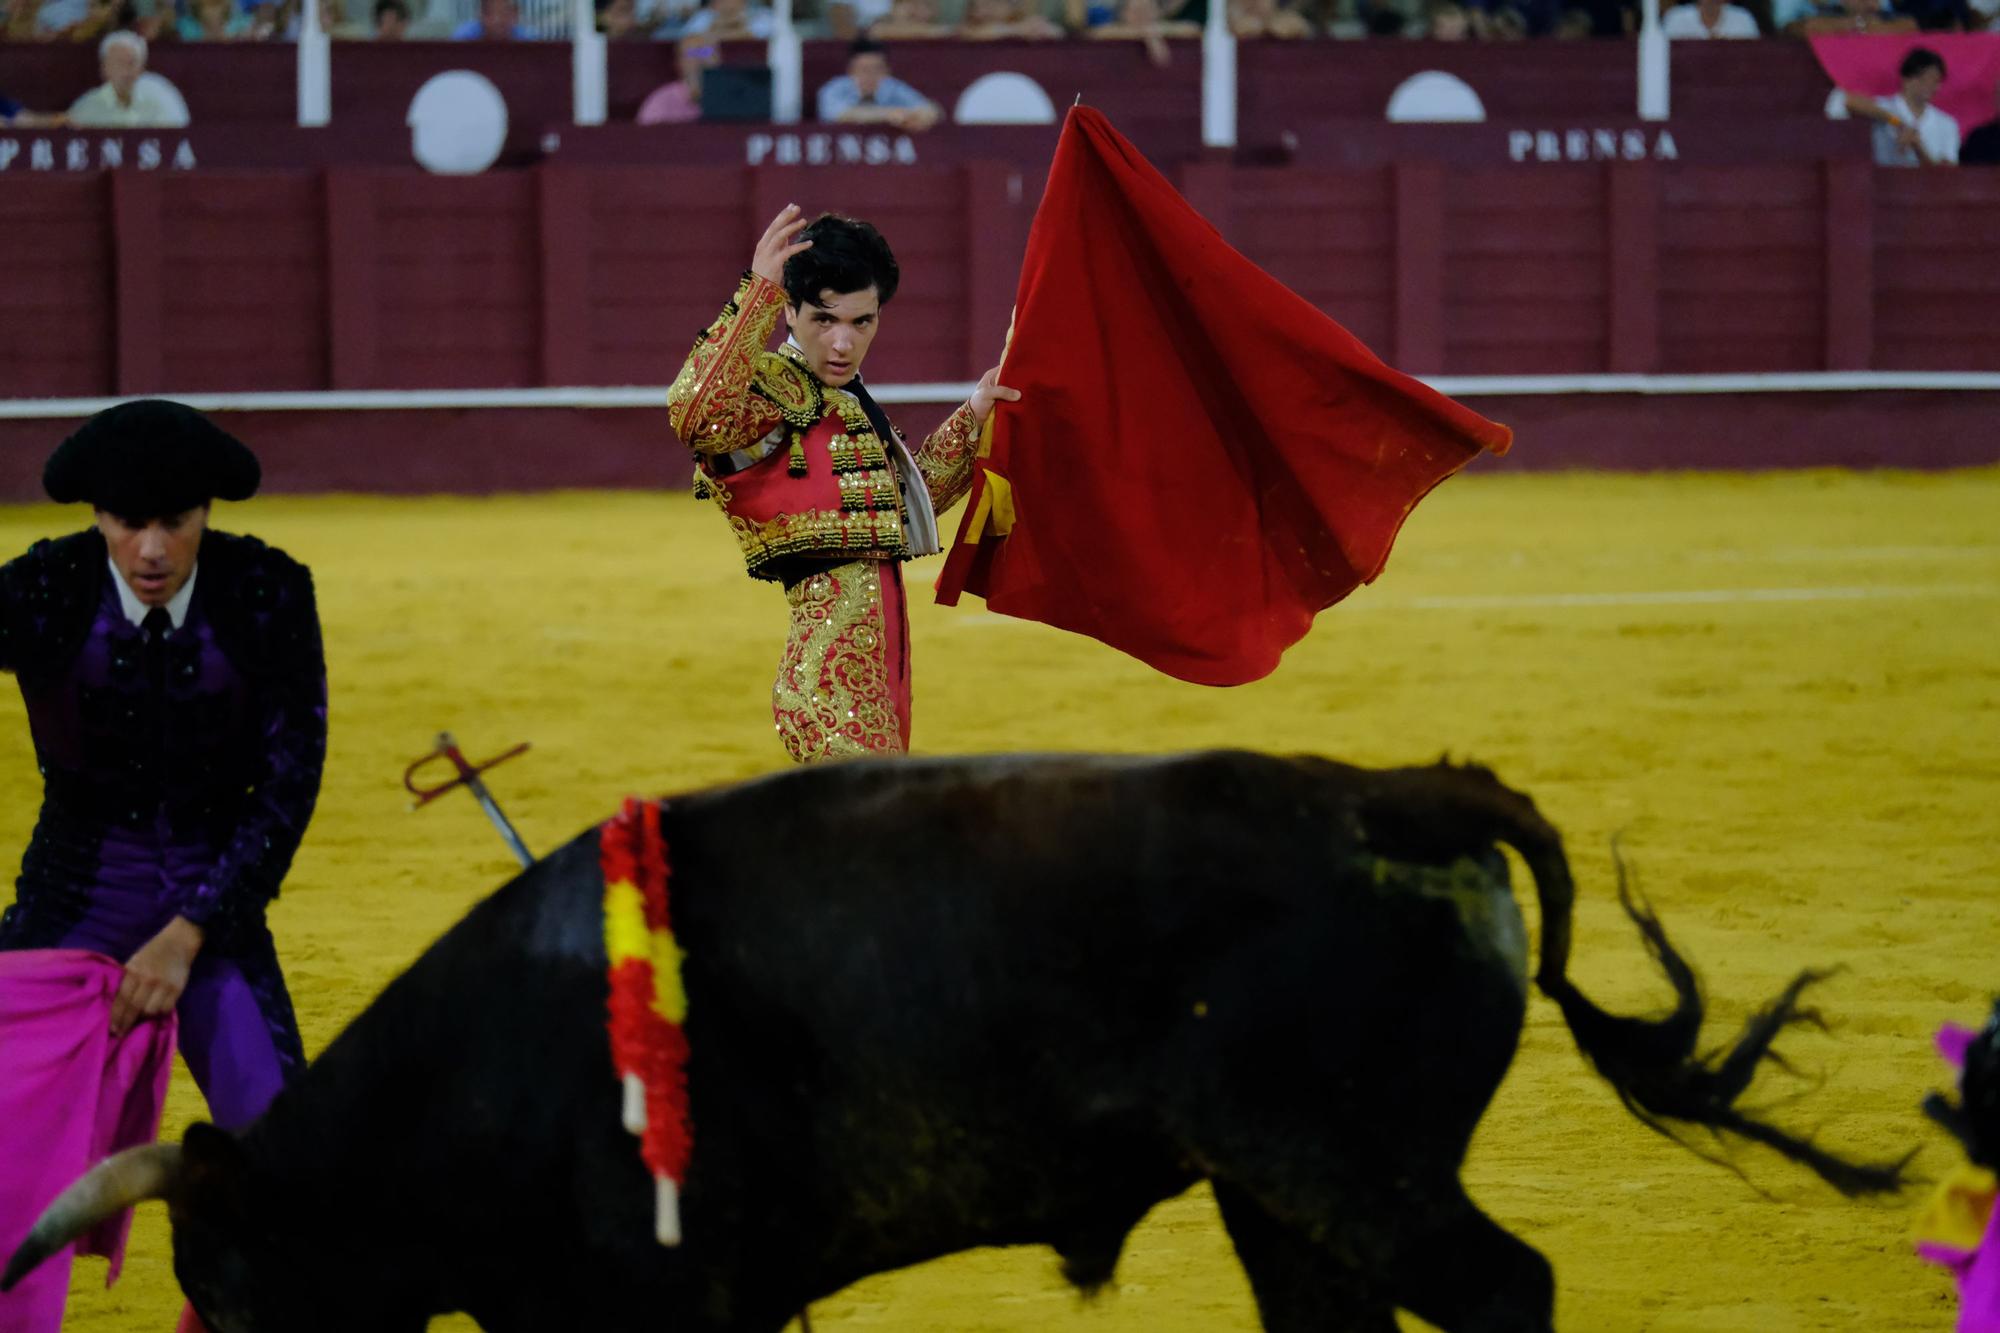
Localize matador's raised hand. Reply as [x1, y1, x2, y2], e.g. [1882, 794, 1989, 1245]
[752, 204, 814, 288]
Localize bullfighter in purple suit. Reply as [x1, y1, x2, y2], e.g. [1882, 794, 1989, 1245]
[0, 399, 326, 1135]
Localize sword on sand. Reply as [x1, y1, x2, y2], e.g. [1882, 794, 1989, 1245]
[403, 732, 535, 868]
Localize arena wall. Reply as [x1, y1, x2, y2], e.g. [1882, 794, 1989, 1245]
[3, 158, 1996, 399]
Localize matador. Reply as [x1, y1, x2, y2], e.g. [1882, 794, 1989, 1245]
[668, 206, 1018, 763]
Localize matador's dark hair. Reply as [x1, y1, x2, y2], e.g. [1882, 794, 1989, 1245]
[782, 214, 900, 310]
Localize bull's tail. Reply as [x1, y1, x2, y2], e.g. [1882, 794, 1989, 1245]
[1495, 806, 1912, 1197]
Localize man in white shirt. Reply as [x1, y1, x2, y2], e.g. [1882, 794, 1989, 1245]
[1661, 0, 1761, 35]
[1831, 46, 1961, 166]
[816, 37, 940, 130]
[65, 32, 189, 129]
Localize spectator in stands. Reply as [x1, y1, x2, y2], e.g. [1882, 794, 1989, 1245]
[179, 0, 249, 38]
[637, 34, 716, 122]
[1832, 46, 1961, 164]
[1962, 77, 2000, 161]
[826, 0, 890, 37]
[1084, 0, 1198, 66]
[1358, 0, 1408, 30]
[372, 0, 406, 32]
[960, 0, 1063, 36]
[1070, 0, 1200, 29]
[67, 31, 187, 125]
[1426, 0, 1470, 31]
[68, 0, 121, 38]
[7, 0, 89, 39]
[0, 91, 66, 125]
[680, 0, 774, 38]
[453, 0, 528, 37]
[597, 0, 646, 35]
[281, 0, 353, 37]
[817, 37, 941, 128]
[866, 0, 954, 35]
[1661, 0, 1759, 34]
[1799, 0, 1913, 30]
[1424, 0, 1472, 30]
[1895, 0, 1975, 31]
[1229, 0, 1314, 35]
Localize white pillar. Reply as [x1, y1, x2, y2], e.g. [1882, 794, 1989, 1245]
[572, 0, 607, 124]
[297, 0, 330, 127]
[1638, 0, 1669, 122]
[770, 0, 802, 124]
[1200, 0, 1235, 149]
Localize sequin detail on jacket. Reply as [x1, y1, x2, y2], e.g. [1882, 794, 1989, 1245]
[667, 271, 982, 581]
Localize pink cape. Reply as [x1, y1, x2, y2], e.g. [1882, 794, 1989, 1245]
[0, 949, 177, 1333]
[1917, 1022, 2000, 1333]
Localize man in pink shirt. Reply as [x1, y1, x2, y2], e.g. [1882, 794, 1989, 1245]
[637, 36, 718, 124]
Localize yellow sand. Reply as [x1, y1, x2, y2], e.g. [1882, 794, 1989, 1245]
[7, 468, 1997, 1332]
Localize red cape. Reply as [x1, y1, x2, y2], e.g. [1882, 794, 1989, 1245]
[935, 107, 1512, 687]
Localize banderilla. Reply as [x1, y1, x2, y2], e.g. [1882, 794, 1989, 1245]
[401, 733, 815, 1333]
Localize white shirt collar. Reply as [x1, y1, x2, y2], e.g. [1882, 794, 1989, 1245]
[109, 556, 199, 631]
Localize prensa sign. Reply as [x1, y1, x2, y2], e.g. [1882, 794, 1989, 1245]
[744, 132, 920, 167]
[0, 135, 198, 172]
[1506, 128, 1680, 163]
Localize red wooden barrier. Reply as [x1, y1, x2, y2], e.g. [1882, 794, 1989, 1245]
[1, 161, 1996, 399]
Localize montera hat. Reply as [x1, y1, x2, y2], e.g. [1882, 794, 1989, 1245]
[43, 399, 261, 518]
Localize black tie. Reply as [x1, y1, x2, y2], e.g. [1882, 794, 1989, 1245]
[142, 607, 172, 692]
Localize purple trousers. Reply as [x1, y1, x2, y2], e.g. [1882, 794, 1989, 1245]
[50, 870, 289, 1134]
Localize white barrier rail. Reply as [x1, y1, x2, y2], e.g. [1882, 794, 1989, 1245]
[3, 373, 1998, 420]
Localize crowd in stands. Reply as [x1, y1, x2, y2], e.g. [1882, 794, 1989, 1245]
[2, 0, 1993, 45]
[1, 0, 1995, 160]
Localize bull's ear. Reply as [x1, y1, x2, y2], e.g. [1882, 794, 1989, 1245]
[175, 1123, 253, 1224]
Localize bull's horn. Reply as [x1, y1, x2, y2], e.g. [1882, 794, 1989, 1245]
[0, 1143, 183, 1292]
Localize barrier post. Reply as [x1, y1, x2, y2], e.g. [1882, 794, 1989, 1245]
[1638, 0, 1669, 121]
[1201, 0, 1235, 149]
[572, 0, 608, 124]
[297, 0, 331, 127]
[771, 0, 802, 124]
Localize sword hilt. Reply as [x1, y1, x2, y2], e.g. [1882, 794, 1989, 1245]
[404, 732, 532, 809]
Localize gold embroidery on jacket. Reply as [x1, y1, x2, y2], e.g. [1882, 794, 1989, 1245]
[772, 562, 904, 764]
[727, 507, 908, 581]
[914, 402, 981, 514]
[666, 273, 788, 456]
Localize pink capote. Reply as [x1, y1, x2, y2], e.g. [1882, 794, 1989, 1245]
[0, 948, 177, 1333]
[1916, 1023, 2000, 1333]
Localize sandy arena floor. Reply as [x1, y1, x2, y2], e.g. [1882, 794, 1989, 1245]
[6, 466, 1997, 1331]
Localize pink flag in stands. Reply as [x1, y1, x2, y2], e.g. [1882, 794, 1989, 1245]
[1810, 33, 2000, 137]
[0, 949, 178, 1333]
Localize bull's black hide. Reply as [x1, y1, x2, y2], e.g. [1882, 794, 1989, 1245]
[4, 752, 1907, 1333]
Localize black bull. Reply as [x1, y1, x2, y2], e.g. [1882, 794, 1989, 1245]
[4, 752, 1906, 1331]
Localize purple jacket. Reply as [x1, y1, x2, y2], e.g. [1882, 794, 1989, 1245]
[0, 529, 327, 956]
